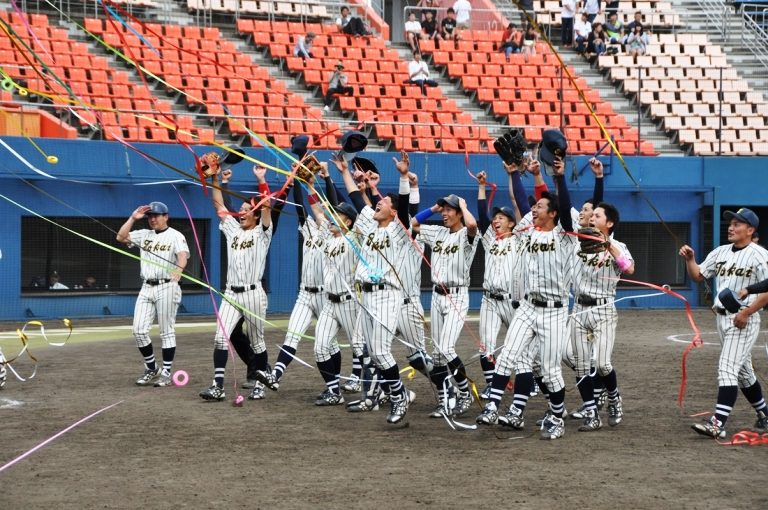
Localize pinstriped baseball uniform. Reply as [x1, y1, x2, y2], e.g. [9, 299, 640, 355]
[354, 206, 409, 370]
[479, 227, 523, 362]
[284, 217, 327, 351]
[495, 226, 577, 392]
[571, 239, 633, 378]
[699, 243, 768, 387]
[214, 216, 272, 352]
[128, 227, 189, 350]
[418, 224, 479, 365]
[396, 238, 428, 357]
[314, 221, 360, 363]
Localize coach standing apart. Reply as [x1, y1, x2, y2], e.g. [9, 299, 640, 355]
[117, 201, 189, 387]
[679, 208, 768, 438]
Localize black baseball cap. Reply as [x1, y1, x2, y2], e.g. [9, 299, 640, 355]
[492, 206, 516, 222]
[334, 202, 358, 223]
[718, 288, 744, 314]
[539, 129, 568, 166]
[290, 134, 310, 159]
[437, 194, 461, 210]
[148, 201, 168, 215]
[352, 157, 378, 175]
[723, 208, 759, 229]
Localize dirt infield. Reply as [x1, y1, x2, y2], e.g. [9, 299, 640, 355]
[2, 310, 767, 509]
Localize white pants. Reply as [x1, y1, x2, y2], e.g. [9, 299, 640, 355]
[133, 282, 181, 349]
[214, 285, 268, 352]
[315, 296, 359, 362]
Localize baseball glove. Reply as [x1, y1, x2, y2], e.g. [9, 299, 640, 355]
[578, 227, 610, 254]
[493, 129, 527, 166]
[200, 152, 220, 178]
[295, 154, 323, 182]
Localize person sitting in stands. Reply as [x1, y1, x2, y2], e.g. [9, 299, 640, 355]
[405, 12, 423, 52]
[407, 50, 438, 95]
[500, 23, 522, 60]
[587, 22, 607, 57]
[336, 6, 370, 37]
[625, 23, 649, 57]
[574, 11, 592, 54]
[422, 10, 440, 41]
[294, 31, 315, 60]
[441, 7, 460, 41]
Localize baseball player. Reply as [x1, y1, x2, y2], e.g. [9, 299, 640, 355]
[305, 175, 361, 406]
[116, 201, 189, 387]
[0, 348, 6, 389]
[679, 208, 768, 438]
[569, 202, 634, 431]
[476, 155, 576, 440]
[198, 166, 273, 401]
[411, 192, 479, 418]
[476, 167, 523, 399]
[337, 155, 415, 424]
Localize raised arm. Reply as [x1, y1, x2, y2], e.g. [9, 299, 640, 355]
[552, 157, 573, 232]
[459, 196, 478, 239]
[220, 169, 237, 213]
[589, 158, 604, 204]
[393, 151, 411, 227]
[411, 202, 440, 234]
[333, 156, 367, 212]
[678, 245, 704, 282]
[292, 179, 307, 226]
[408, 172, 420, 218]
[476, 170, 491, 235]
[253, 165, 272, 229]
[317, 162, 339, 207]
[507, 162, 531, 217]
[530, 158, 549, 200]
[117, 205, 149, 244]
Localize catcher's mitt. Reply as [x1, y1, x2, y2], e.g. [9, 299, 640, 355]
[493, 129, 528, 166]
[578, 227, 610, 254]
[296, 153, 323, 182]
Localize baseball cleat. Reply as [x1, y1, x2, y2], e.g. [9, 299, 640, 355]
[540, 415, 566, 440]
[199, 384, 225, 402]
[607, 396, 624, 426]
[387, 389, 413, 424]
[692, 415, 726, 439]
[255, 369, 280, 391]
[530, 381, 540, 397]
[536, 409, 553, 427]
[479, 384, 492, 401]
[755, 410, 768, 433]
[247, 382, 266, 400]
[596, 389, 608, 410]
[153, 369, 173, 387]
[429, 399, 452, 418]
[578, 409, 603, 432]
[341, 375, 362, 393]
[135, 368, 159, 386]
[498, 405, 526, 429]
[569, 403, 589, 420]
[453, 390, 474, 417]
[476, 402, 499, 425]
[346, 398, 380, 412]
[315, 389, 345, 406]
[691, 415, 725, 439]
[378, 392, 391, 405]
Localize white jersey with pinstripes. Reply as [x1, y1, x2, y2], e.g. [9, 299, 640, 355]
[481, 227, 522, 297]
[220, 216, 272, 286]
[299, 217, 326, 287]
[398, 238, 425, 298]
[321, 223, 358, 295]
[699, 243, 768, 307]
[574, 239, 632, 299]
[129, 227, 189, 280]
[519, 226, 577, 301]
[417, 225, 479, 287]
[353, 207, 409, 287]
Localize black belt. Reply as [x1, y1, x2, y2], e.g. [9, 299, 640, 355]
[145, 279, 171, 286]
[361, 282, 387, 292]
[485, 290, 511, 301]
[230, 284, 257, 293]
[577, 295, 610, 306]
[713, 307, 728, 316]
[403, 297, 412, 305]
[526, 294, 563, 308]
[328, 292, 353, 303]
[434, 285, 462, 296]
[303, 286, 322, 293]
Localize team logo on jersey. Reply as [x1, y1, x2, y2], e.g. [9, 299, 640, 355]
[231, 236, 255, 250]
[433, 241, 459, 254]
[525, 238, 556, 253]
[714, 261, 753, 278]
[326, 243, 346, 258]
[489, 242, 512, 257]
[365, 233, 391, 250]
[578, 251, 613, 267]
[142, 240, 173, 253]
[305, 238, 324, 249]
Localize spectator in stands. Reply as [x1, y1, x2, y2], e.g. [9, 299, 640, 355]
[418, 0, 440, 21]
[48, 271, 69, 290]
[293, 31, 315, 60]
[407, 50, 438, 95]
[441, 7, 460, 40]
[405, 11, 423, 52]
[604, 12, 624, 44]
[500, 23, 522, 61]
[587, 22, 607, 57]
[521, 24, 538, 62]
[324, 61, 353, 113]
[625, 23, 649, 57]
[336, 6, 370, 37]
[561, 0, 576, 47]
[605, 0, 620, 16]
[626, 11, 644, 33]
[453, 0, 472, 29]
[574, 11, 592, 54]
[422, 10, 440, 40]
[584, 0, 601, 23]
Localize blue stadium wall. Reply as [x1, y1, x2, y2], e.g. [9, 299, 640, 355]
[1, 137, 766, 321]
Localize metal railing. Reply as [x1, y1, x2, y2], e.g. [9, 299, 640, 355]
[742, 4, 768, 67]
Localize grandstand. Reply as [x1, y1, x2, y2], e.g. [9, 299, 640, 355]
[0, 0, 766, 156]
